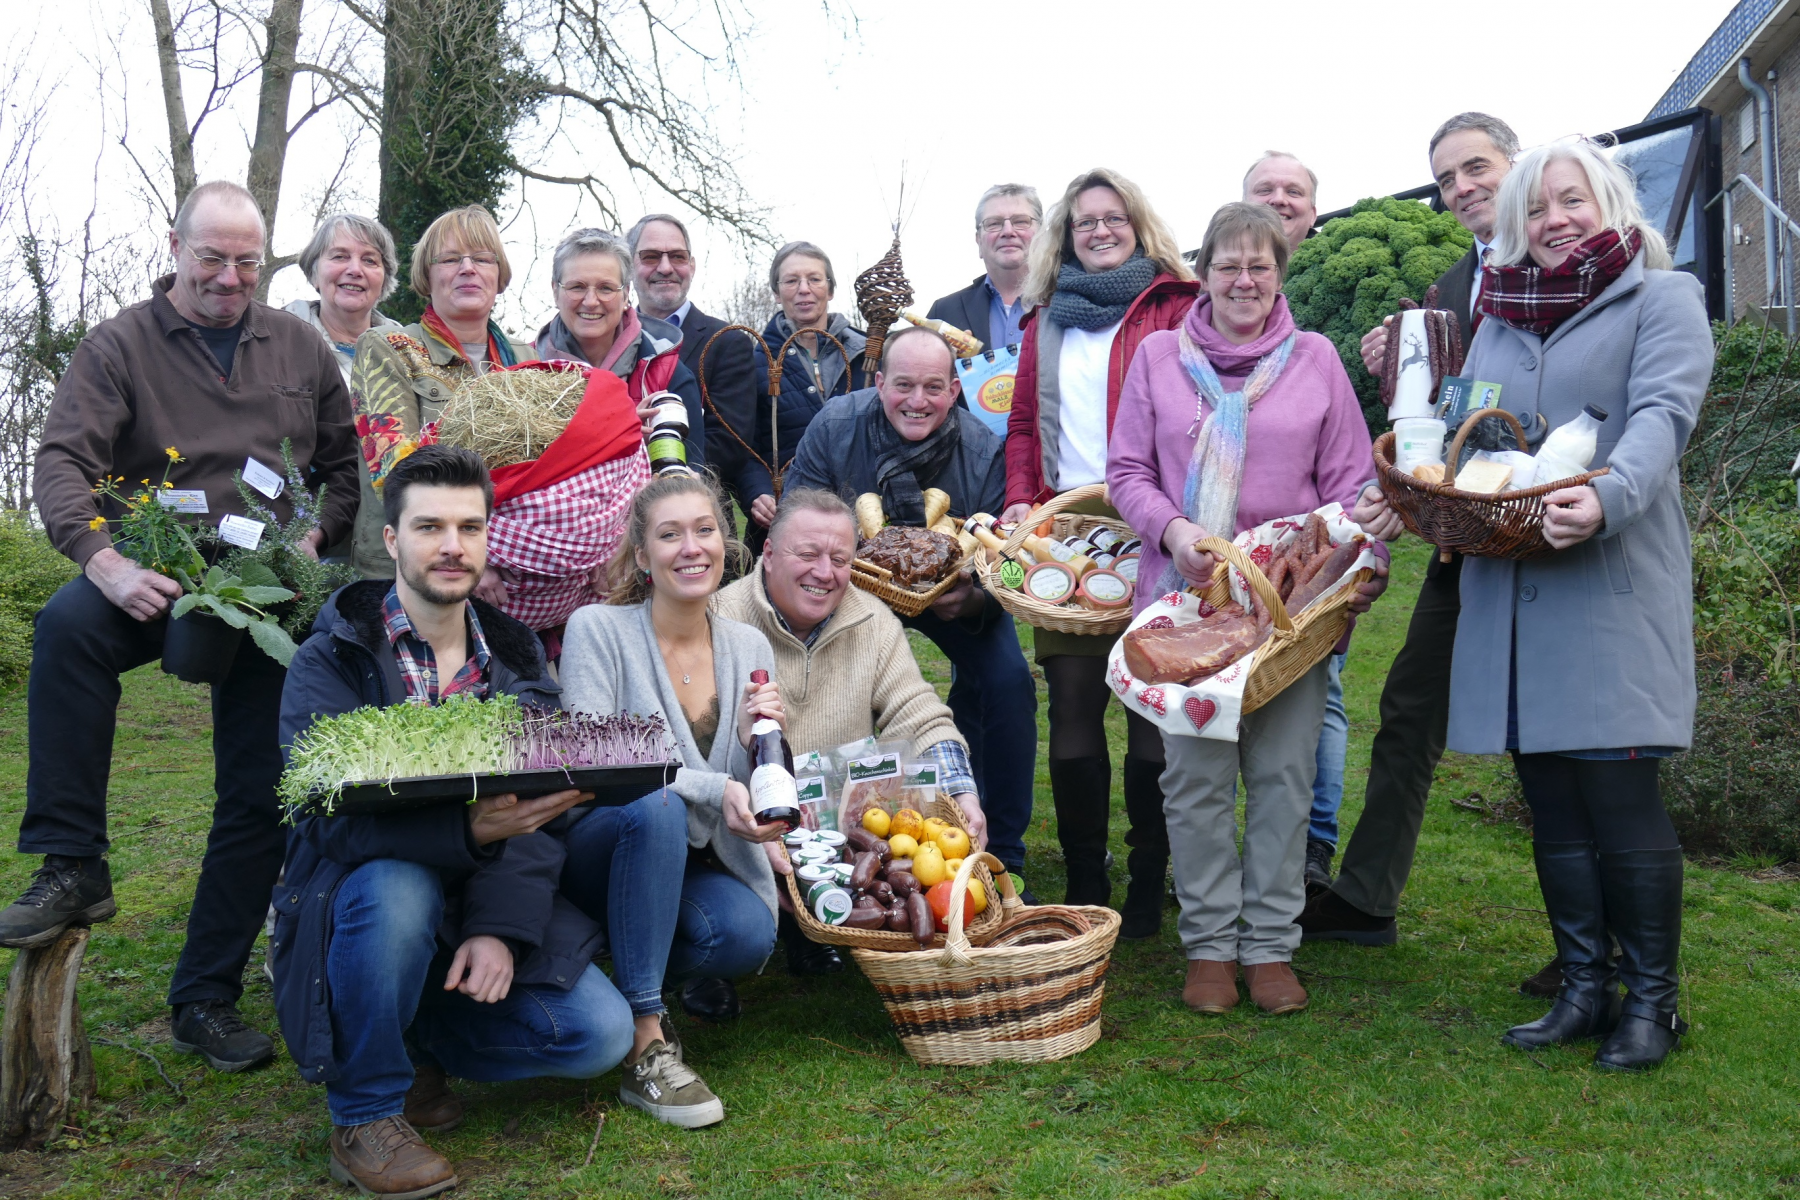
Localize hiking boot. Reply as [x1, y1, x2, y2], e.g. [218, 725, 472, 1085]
[1182, 959, 1239, 1014]
[678, 976, 740, 1022]
[1304, 839, 1336, 896]
[620, 1040, 724, 1128]
[403, 1064, 463, 1133]
[329, 1116, 458, 1197]
[171, 999, 275, 1073]
[1243, 962, 1309, 1014]
[0, 855, 117, 949]
[1297, 888, 1397, 946]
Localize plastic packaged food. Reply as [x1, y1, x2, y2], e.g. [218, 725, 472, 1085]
[811, 886, 854, 926]
[1111, 553, 1140, 584]
[1022, 560, 1078, 604]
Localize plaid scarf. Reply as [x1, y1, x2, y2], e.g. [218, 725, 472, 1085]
[382, 586, 492, 704]
[419, 304, 521, 369]
[1477, 227, 1641, 337]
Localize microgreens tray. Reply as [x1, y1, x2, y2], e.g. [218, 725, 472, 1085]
[311, 762, 678, 815]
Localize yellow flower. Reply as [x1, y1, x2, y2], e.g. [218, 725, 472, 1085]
[165, 446, 181, 461]
[141, 479, 151, 485]
[88, 515, 107, 531]
[162, 481, 173, 488]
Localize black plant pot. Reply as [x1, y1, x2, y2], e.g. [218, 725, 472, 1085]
[161, 609, 244, 685]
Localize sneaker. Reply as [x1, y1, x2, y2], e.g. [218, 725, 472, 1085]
[171, 999, 275, 1073]
[1297, 888, 1397, 946]
[0, 855, 117, 949]
[403, 1064, 463, 1133]
[329, 1115, 458, 1198]
[620, 1040, 724, 1129]
[1304, 839, 1336, 896]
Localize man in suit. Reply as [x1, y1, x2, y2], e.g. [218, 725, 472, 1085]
[925, 184, 1041, 352]
[1302, 114, 1558, 994]
[627, 214, 759, 520]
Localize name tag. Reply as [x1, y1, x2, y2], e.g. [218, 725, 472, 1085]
[163, 490, 209, 514]
[218, 513, 265, 550]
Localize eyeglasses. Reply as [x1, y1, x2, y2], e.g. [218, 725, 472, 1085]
[639, 249, 691, 267]
[559, 282, 626, 299]
[980, 215, 1038, 234]
[187, 250, 265, 275]
[432, 253, 500, 270]
[1208, 263, 1278, 282]
[1071, 214, 1131, 234]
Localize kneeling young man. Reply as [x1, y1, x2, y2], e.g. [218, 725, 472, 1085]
[275, 446, 717, 1199]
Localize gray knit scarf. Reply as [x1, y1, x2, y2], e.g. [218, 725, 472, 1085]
[870, 403, 964, 527]
[1047, 252, 1158, 331]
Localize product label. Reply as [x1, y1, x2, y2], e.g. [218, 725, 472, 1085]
[217, 513, 265, 550]
[750, 762, 799, 814]
[998, 559, 1025, 589]
[845, 753, 901, 784]
[795, 775, 827, 804]
[242, 457, 284, 500]
[162, 489, 209, 514]
[794, 750, 826, 776]
[902, 762, 939, 789]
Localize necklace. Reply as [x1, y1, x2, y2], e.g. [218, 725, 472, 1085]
[657, 634, 699, 686]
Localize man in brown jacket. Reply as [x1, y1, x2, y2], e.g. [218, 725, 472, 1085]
[3, 181, 359, 1073]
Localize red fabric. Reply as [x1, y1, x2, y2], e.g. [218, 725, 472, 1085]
[490, 364, 643, 505]
[1005, 274, 1200, 509]
[488, 450, 651, 630]
[627, 342, 681, 401]
[1478, 228, 1642, 337]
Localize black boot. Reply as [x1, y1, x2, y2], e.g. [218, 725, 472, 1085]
[1594, 847, 1688, 1071]
[1503, 842, 1620, 1049]
[780, 909, 843, 976]
[0, 855, 116, 949]
[1049, 757, 1112, 906]
[1119, 757, 1168, 939]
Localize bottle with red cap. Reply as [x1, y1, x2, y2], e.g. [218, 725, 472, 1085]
[746, 669, 801, 830]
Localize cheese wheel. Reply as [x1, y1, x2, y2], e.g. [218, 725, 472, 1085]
[1076, 569, 1131, 610]
[1021, 560, 1078, 604]
[1111, 553, 1140, 583]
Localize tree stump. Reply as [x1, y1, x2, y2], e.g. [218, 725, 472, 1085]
[0, 927, 96, 1151]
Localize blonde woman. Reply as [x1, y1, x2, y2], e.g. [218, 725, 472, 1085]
[1002, 168, 1196, 933]
[1446, 139, 1712, 1071]
[348, 205, 533, 579]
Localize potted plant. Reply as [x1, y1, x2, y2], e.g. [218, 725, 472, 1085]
[215, 438, 354, 644]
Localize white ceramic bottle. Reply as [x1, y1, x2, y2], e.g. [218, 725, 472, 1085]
[1533, 405, 1608, 486]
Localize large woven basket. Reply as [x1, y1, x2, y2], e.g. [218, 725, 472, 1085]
[976, 483, 1138, 636]
[851, 852, 1121, 1066]
[1193, 535, 1371, 715]
[850, 550, 972, 619]
[784, 793, 1017, 951]
[1374, 408, 1609, 563]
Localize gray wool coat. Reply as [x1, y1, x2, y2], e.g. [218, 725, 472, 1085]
[1447, 254, 1713, 755]
[559, 601, 780, 918]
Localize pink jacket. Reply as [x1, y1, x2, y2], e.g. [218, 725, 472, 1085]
[1106, 295, 1374, 612]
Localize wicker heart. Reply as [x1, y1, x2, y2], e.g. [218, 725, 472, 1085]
[1183, 696, 1217, 731]
[1139, 686, 1167, 716]
[1143, 615, 1175, 630]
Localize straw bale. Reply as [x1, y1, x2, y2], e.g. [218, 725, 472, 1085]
[436, 365, 588, 469]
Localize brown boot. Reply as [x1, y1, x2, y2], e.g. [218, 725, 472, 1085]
[403, 1065, 464, 1133]
[1182, 959, 1240, 1014]
[1243, 962, 1309, 1014]
[329, 1116, 458, 1198]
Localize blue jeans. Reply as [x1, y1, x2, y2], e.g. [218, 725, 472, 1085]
[667, 864, 775, 984]
[555, 789, 691, 1016]
[1310, 652, 1348, 847]
[904, 608, 1038, 872]
[321, 859, 634, 1126]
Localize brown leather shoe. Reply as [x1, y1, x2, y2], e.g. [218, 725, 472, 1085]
[404, 1065, 463, 1133]
[1243, 961, 1309, 1014]
[1182, 959, 1240, 1014]
[329, 1116, 458, 1198]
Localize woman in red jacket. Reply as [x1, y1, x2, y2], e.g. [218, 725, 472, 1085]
[1002, 168, 1197, 934]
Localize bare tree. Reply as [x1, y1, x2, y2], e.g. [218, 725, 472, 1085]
[717, 264, 778, 333]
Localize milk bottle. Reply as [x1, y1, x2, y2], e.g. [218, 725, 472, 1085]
[1533, 405, 1608, 486]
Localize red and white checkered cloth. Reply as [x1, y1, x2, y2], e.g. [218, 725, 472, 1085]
[487, 447, 651, 630]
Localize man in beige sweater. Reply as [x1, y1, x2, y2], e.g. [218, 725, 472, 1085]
[714, 489, 998, 971]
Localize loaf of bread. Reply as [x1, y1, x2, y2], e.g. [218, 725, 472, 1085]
[1412, 462, 1446, 485]
[857, 526, 960, 589]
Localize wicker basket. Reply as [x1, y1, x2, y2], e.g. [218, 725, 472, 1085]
[783, 793, 1018, 951]
[1193, 534, 1372, 716]
[850, 852, 1121, 1066]
[849, 551, 973, 619]
[976, 483, 1138, 636]
[1374, 408, 1610, 563]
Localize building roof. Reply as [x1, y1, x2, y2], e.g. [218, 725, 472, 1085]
[1649, 0, 1800, 119]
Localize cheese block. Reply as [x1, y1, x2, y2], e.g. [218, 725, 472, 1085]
[1076, 569, 1132, 611]
[1021, 560, 1078, 605]
[1454, 460, 1513, 495]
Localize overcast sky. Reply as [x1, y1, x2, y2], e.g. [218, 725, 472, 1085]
[18, 0, 1736, 335]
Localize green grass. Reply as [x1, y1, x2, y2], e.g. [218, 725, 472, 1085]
[1, 539, 1797, 1197]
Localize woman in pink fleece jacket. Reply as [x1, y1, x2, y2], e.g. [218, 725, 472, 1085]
[1106, 203, 1386, 1018]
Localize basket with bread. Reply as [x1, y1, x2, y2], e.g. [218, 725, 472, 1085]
[848, 489, 976, 619]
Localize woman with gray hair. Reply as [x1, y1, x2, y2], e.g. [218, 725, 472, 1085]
[534, 227, 704, 468]
[285, 213, 400, 383]
[1453, 138, 1713, 1072]
[742, 241, 868, 552]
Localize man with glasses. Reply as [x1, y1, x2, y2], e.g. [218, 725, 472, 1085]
[784, 327, 1038, 894]
[15, 179, 359, 1072]
[927, 184, 1041, 352]
[714, 486, 990, 977]
[626, 214, 756, 523]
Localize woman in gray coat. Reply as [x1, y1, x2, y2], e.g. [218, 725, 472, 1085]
[560, 474, 789, 1025]
[1449, 140, 1713, 1071]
